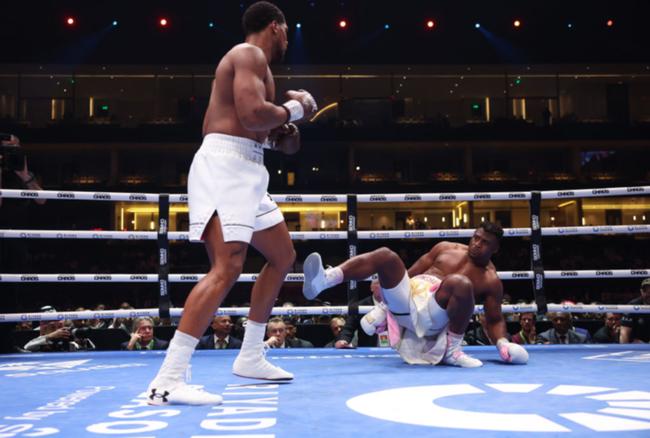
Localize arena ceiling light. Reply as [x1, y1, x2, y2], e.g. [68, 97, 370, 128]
[426, 19, 435, 29]
[513, 19, 522, 28]
[65, 17, 76, 26]
[159, 17, 169, 27]
[339, 19, 347, 29]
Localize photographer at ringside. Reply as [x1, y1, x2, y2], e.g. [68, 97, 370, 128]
[0, 133, 46, 353]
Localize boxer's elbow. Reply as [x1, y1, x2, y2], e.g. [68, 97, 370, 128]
[239, 104, 271, 131]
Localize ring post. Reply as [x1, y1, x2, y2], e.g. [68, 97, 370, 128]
[529, 191, 548, 314]
[347, 194, 359, 317]
[158, 194, 171, 320]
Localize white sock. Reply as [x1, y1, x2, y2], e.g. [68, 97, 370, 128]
[239, 319, 266, 357]
[324, 266, 344, 288]
[151, 330, 198, 386]
[446, 330, 464, 352]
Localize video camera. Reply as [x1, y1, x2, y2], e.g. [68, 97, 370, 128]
[0, 133, 25, 172]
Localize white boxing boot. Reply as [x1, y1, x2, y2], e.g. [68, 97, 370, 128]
[147, 330, 222, 406]
[148, 383, 223, 406]
[232, 346, 294, 381]
[441, 330, 483, 368]
[232, 319, 293, 381]
[302, 252, 343, 300]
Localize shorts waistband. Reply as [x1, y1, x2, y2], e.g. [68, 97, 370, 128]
[202, 133, 265, 164]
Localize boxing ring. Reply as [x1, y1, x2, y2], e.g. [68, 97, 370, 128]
[1, 185, 650, 436]
[1, 346, 649, 436]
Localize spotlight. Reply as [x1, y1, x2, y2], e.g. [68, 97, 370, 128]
[159, 18, 169, 27]
[426, 20, 435, 29]
[66, 17, 75, 26]
[567, 23, 573, 29]
[474, 23, 481, 29]
[208, 22, 214, 28]
[384, 24, 390, 30]
[339, 19, 347, 29]
[606, 19, 614, 27]
[296, 23, 301, 29]
[112, 20, 118, 27]
[513, 19, 521, 28]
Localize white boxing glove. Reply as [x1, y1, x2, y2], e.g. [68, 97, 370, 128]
[360, 302, 388, 336]
[497, 338, 529, 364]
[283, 89, 318, 122]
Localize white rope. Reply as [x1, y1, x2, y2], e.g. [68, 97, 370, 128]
[358, 229, 530, 239]
[2, 303, 649, 323]
[357, 192, 531, 202]
[4, 225, 648, 241]
[544, 269, 650, 279]
[541, 186, 650, 200]
[2, 186, 648, 204]
[541, 225, 650, 236]
[0, 230, 347, 241]
[2, 269, 649, 283]
[260, 194, 347, 203]
[0, 189, 160, 202]
[0, 230, 158, 240]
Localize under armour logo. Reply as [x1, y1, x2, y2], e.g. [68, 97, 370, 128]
[149, 388, 169, 403]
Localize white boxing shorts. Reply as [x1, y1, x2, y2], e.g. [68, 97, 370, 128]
[187, 133, 284, 243]
[381, 273, 449, 338]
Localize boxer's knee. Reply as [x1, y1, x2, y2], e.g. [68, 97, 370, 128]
[447, 274, 474, 300]
[210, 251, 246, 288]
[373, 247, 400, 265]
[437, 274, 474, 309]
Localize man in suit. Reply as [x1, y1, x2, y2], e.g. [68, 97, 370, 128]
[199, 316, 242, 349]
[121, 317, 169, 351]
[284, 318, 313, 348]
[538, 312, 587, 344]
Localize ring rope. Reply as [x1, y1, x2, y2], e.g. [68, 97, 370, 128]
[2, 303, 649, 323]
[1, 225, 649, 241]
[2, 185, 648, 321]
[1, 269, 649, 283]
[1, 185, 648, 203]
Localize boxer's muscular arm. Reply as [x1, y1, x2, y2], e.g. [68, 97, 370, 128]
[232, 45, 288, 131]
[484, 279, 508, 344]
[407, 242, 450, 277]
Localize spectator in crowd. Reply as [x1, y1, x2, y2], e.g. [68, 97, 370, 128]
[538, 312, 587, 344]
[511, 312, 538, 345]
[264, 317, 312, 348]
[88, 304, 109, 329]
[620, 278, 650, 343]
[121, 317, 168, 351]
[199, 316, 242, 349]
[22, 306, 87, 352]
[64, 319, 95, 351]
[14, 321, 33, 331]
[284, 318, 313, 348]
[592, 312, 621, 344]
[71, 307, 88, 331]
[24, 319, 72, 352]
[110, 302, 135, 333]
[264, 317, 290, 348]
[332, 282, 381, 349]
[232, 316, 248, 341]
[464, 313, 492, 346]
[324, 317, 347, 347]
